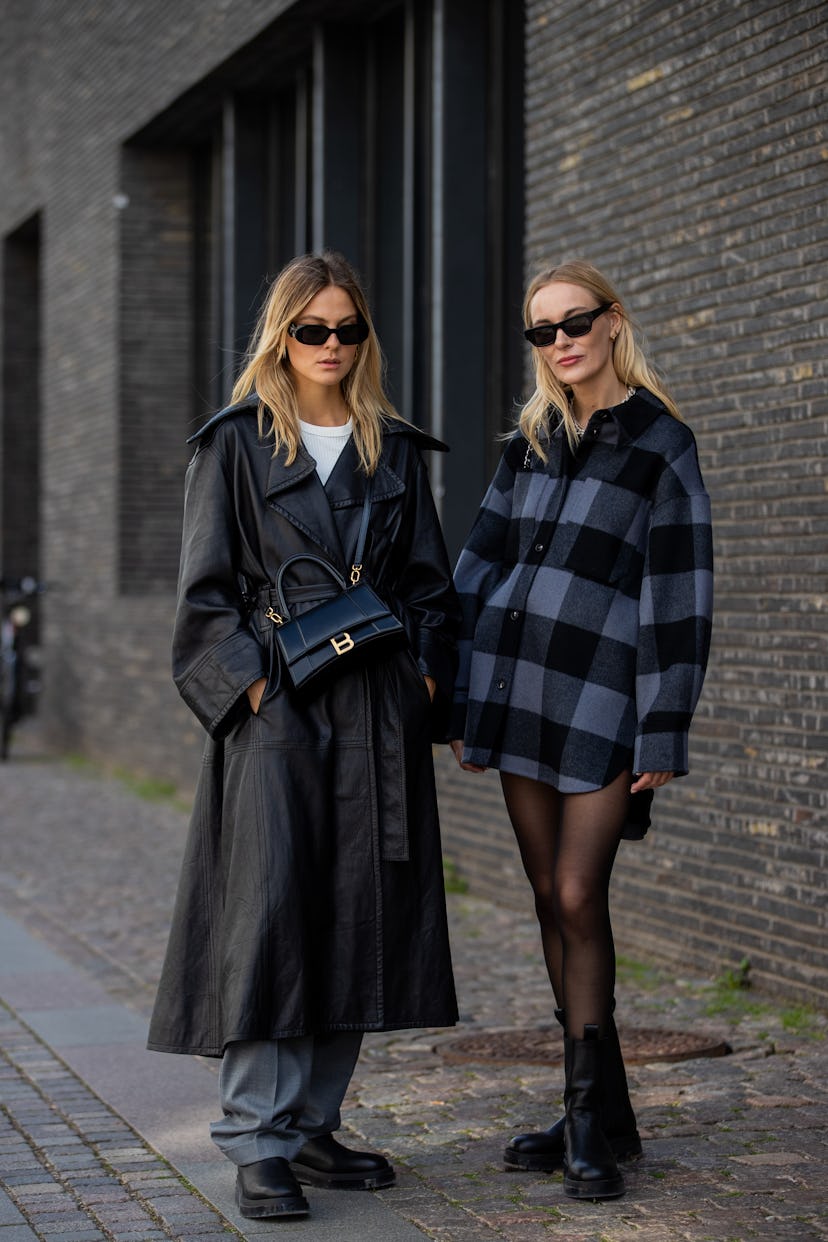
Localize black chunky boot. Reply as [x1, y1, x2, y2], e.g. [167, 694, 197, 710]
[290, 1133, 395, 1189]
[563, 1025, 625, 1200]
[235, 1157, 309, 1219]
[504, 1005, 641, 1172]
[503, 1007, 566, 1171]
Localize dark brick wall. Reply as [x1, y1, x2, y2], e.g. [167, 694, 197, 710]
[1, 0, 826, 1004]
[438, 0, 828, 1006]
[118, 147, 195, 594]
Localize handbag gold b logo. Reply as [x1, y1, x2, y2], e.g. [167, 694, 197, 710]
[330, 632, 355, 655]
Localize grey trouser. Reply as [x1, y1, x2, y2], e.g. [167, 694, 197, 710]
[210, 1032, 363, 1165]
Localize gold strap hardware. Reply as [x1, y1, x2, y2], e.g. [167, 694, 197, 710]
[350, 563, 362, 586]
[264, 606, 284, 626]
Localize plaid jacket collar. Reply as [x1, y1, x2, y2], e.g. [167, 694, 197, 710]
[546, 386, 666, 451]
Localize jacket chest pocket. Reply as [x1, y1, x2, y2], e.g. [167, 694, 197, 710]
[513, 470, 562, 519]
[558, 522, 644, 592]
[513, 471, 564, 564]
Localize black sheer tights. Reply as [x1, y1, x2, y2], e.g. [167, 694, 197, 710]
[500, 769, 630, 1040]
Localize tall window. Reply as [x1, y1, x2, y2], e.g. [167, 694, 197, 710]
[2, 214, 42, 616]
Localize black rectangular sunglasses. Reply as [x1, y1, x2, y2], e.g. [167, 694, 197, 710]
[524, 302, 612, 348]
[288, 320, 370, 346]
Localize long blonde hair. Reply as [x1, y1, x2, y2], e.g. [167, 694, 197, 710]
[519, 259, 681, 459]
[231, 251, 403, 474]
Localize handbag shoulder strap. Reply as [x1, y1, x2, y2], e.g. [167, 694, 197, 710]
[350, 474, 373, 585]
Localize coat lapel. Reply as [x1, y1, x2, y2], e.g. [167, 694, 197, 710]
[264, 443, 346, 565]
[323, 436, 406, 510]
[264, 431, 408, 568]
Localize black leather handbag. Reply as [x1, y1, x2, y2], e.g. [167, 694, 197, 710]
[264, 480, 406, 694]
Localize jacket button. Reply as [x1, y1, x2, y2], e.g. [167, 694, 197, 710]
[496, 679, 506, 690]
[534, 543, 544, 553]
[510, 610, 520, 620]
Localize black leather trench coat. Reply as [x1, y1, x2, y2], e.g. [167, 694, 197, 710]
[147, 397, 460, 1056]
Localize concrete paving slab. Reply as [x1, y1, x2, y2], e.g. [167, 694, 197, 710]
[0, 970, 107, 1010]
[0, 910, 71, 975]
[181, 1159, 430, 1240]
[61, 1042, 216, 1167]
[17, 1005, 148, 1048]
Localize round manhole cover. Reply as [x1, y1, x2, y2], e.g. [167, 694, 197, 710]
[438, 1027, 731, 1066]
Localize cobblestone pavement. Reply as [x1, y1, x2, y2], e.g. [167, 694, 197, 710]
[1, 729, 827, 1241]
[0, 1005, 237, 1241]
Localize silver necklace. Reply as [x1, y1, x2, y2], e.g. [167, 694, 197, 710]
[572, 385, 635, 437]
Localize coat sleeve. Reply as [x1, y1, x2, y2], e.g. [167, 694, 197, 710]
[172, 442, 267, 738]
[449, 443, 518, 739]
[390, 453, 461, 709]
[634, 436, 713, 775]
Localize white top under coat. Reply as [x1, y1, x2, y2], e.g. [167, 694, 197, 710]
[299, 418, 353, 485]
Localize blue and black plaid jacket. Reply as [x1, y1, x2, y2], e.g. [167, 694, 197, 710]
[451, 387, 713, 792]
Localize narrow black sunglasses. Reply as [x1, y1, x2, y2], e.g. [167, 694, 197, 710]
[523, 302, 612, 348]
[288, 320, 369, 346]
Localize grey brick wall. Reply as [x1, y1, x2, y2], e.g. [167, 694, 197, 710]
[1, 0, 826, 1005]
[437, 0, 828, 1005]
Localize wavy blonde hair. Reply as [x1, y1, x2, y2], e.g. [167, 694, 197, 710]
[231, 251, 403, 474]
[519, 259, 681, 459]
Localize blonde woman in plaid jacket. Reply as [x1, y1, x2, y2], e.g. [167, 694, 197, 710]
[450, 261, 713, 1200]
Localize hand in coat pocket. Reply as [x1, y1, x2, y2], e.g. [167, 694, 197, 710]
[246, 676, 267, 714]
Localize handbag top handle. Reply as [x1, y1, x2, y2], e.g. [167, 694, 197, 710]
[270, 475, 376, 621]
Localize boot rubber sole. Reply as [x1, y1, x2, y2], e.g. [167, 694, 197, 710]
[504, 1131, 642, 1172]
[235, 1184, 309, 1219]
[289, 1163, 396, 1191]
[563, 1171, 625, 1199]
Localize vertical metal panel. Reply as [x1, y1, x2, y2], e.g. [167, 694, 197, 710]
[428, 0, 524, 552]
[311, 24, 365, 263]
[219, 95, 271, 393]
[362, 25, 378, 298]
[267, 92, 298, 273]
[311, 25, 326, 252]
[400, 0, 416, 422]
[367, 7, 405, 411]
[209, 142, 223, 394]
[485, 0, 525, 463]
[192, 139, 222, 414]
[430, 0, 445, 511]
[408, 1, 434, 437]
[433, 0, 490, 559]
[235, 108, 270, 359]
[294, 66, 310, 255]
[220, 96, 236, 401]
